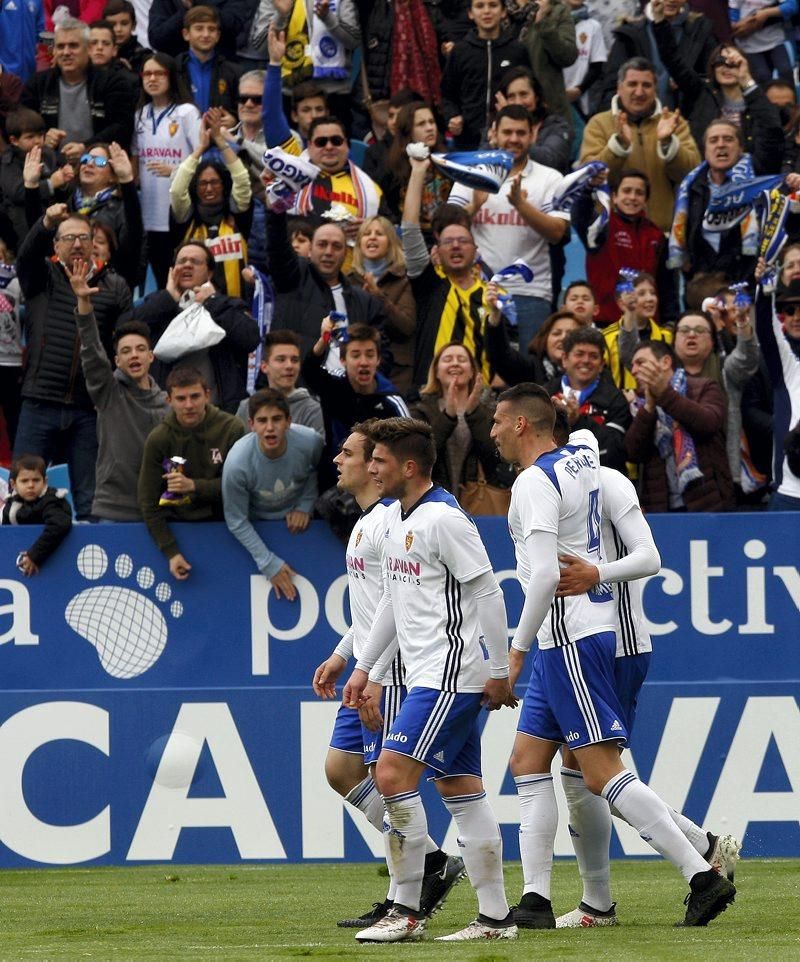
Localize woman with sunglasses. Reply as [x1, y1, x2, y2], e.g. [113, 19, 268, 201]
[68, 142, 144, 291]
[132, 52, 201, 288]
[650, 0, 784, 171]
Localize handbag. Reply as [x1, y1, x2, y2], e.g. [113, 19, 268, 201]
[458, 462, 512, 516]
[153, 301, 226, 363]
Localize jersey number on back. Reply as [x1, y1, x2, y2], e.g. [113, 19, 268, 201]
[587, 488, 601, 556]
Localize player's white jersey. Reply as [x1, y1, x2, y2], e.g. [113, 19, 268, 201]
[381, 486, 493, 693]
[346, 499, 404, 686]
[509, 430, 616, 649]
[599, 467, 653, 658]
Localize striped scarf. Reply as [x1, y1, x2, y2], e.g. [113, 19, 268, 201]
[294, 161, 381, 218]
[668, 154, 757, 270]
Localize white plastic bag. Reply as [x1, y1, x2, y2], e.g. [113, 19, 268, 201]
[154, 301, 226, 362]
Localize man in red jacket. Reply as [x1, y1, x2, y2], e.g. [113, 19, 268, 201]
[572, 168, 678, 327]
[625, 336, 735, 512]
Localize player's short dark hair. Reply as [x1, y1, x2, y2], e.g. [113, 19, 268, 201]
[553, 408, 570, 447]
[495, 104, 533, 128]
[308, 116, 347, 142]
[351, 418, 381, 461]
[632, 339, 676, 366]
[10, 454, 46, 481]
[173, 241, 215, 271]
[166, 366, 209, 392]
[103, 0, 136, 21]
[611, 167, 651, 199]
[703, 118, 744, 147]
[5, 107, 46, 139]
[113, 320, 152, 350]
[292, 81, 326, 108]
[366, 417, 436, 476]
[497, 382, 556, 435]
[248, 387, 290, 420]
[262, 329, 303, 359]
[340, 324, 381, 357]
[562, 326, 607, 358]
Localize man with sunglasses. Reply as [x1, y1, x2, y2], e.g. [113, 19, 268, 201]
[12, 202, 132, 520]
[20, 16, 137, 157]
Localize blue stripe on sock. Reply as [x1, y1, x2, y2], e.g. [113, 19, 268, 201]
[442, 791, 486, 804]
[604, 772, 637, 807]
[384, 790, 420, 805]
[560, 768, 583, 779]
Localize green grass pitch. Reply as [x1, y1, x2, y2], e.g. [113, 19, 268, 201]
[1, 860, 798, 960]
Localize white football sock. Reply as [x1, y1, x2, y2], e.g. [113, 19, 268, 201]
[442, 791, 509, 922]
[602, 772, 709, 882]
[383, 791, 428, 912]
[561, 767, 613, 912]
[515, 774, 557, 901]
[344, 775, 385, 832]
[668, 807, 709, 855]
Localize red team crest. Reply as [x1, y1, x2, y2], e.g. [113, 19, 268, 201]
[355, 530, 362, 548]
[405, 532, 414, 552]
[168, 121, 179, 137]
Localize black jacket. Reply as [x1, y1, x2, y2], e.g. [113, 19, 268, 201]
[486, 320, 549, 387]
[1, 487, 72, 567]
[684, 175, 756, 281]
[441, 27, 531, 148]
[149, 0, 257, 59]
[17, 219, 132, 408]
[651, 18, 784, 173]
[175, 51, 240, 117]
[123, 290, 260, 414]
[266, 211, 388, 361]
[601, 14, 716, 112]
[545, 372, 632, 474]
[20, 64, 137, 150]
[0, 144, 66, 249]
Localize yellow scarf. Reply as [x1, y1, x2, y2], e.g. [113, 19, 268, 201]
[184, 219, 248, 299]
[282, 0, 313, 85]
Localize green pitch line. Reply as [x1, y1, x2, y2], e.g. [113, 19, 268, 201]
[0, 860, 797, 960]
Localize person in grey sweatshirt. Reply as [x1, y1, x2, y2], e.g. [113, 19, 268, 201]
[223, 388, 323, 601]
[68, 258, 169, 521]
[235, 329, 323, 436]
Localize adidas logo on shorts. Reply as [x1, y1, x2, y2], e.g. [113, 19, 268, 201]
[610, 720, 623, 732]
[433, 751, 445, 762]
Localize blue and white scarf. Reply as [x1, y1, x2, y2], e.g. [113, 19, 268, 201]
[668, 154, 759, 270]
[247, 268, 274, 394]
[651, 368, 703, 493]
[310, 0, 349, 80]
[552, 161, 610, 249]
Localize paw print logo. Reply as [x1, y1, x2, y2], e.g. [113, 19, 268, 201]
[64, 545, 183, 679]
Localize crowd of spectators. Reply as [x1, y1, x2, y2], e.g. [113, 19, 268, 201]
[2, 0, 800, 588]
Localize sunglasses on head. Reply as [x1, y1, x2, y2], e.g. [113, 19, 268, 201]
[237, 93, 262, 105]
[80, 153, 109, 167]
[312, 134, 346, 148]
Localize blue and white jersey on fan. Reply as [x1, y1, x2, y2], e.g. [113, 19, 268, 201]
[346, 498, 403, 687]
[599, 466, 653, 658]
[508, 430, 615, 649]
[381, 486, 493, 693]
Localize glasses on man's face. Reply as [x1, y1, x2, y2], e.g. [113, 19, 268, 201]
[80, 153, 109, 167]
[311, 135, 346, 148]
[439, 235, 474, 248]
[198, 179, 222, 190]
[676, 325, 711, 336]
[238, 93, 262, 105]
[141, 69, 168, 79]
[57, 233, 92, 244]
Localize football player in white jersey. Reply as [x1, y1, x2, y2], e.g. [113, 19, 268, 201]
[311, 422, 465, 928]
[554, 456, 741, 927]
[490, 383, 736, 929]
[343, 417, 519, 944]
